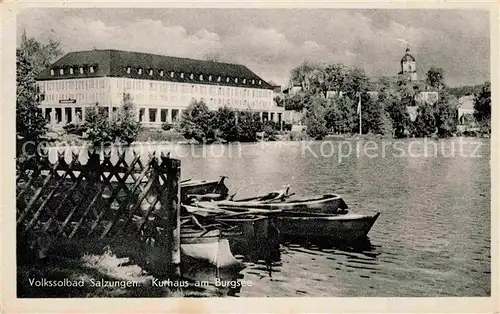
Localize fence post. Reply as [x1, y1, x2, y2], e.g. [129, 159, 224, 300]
[162, 157, 181, 278]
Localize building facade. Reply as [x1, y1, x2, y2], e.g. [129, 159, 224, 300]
[36, 49, 285, 129]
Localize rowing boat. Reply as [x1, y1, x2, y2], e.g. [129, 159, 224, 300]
[180, 177, 229, 203]
[197, 194, 349, 214]
[273, 211, 380, 243]
[180, 227, 245, 282]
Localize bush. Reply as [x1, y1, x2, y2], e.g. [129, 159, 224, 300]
[282, 122, 293, 132]
[161, 122, 173, 131]
[180, 100, 217, 144]
[83, 94, 140, 147]
[63, 123, 87, 136]
[236, 111, 262, 142]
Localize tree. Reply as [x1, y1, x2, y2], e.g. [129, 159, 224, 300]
[413, 105, 436, 137]
[306, 113, 328, 140]
[16, 49, 48, 158]
[83, 103, 114, 147]
[305, 96, 328, 140]
[341, 67, 369, 100]
[324, 95, 356, 134]
[289, 61, 318, 92]
[473, 81, 491, 133]
[215, 106, 238, 142]
[426, 67, 445, 90]
[111, 93, 141, 145]
[360, 92, 385, 134]
[236, 111, 262, 142]
[180, 100, 217, 143]
[283, 93, 311, 111]
[20, 31, 63, 76]
[434, 91, 457, 137]
[386, 98, 412, 138]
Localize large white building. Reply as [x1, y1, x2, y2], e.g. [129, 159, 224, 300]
[37, 49, 285, 129]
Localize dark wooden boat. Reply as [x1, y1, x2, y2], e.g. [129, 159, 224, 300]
[215, 215, 275, 262]
[272, 211, 380, 243]
[180, 226, 245, 282]
[198, 194, 349, 214]
[182, 206, 279, 262]
[180, 177, 229, 203]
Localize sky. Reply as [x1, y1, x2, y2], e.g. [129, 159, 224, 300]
[17, 8, 490, 87]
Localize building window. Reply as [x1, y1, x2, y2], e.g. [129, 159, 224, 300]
[50, 69, 55, 76]
[258, 80, 262, 85]
[69, 68, 74, 75]
[149, 69, 153, 76]
[209, 75, 212, 81]
[171, 71, 175, 78]
[252, 79, 255, 85]
[160, 109, 168, 122]
[171, 109, 179, 122]
[160, 70, 164, 76]
[235, 78, 238, 83]
[199, 74, 203, 81]
[90, 66, 95, 73]
[138, 68, 143, 75]
[59, 69, 64, 75]
[226, 77, 230, 83]
[190, 73, 194, 80]
[79, 67, 84, 74]
[217, 76, 221, 82]
[180, 73, 184, 79]
[243, 78, 246, 84]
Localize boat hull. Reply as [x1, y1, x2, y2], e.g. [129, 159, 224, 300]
[201, 194, 349, 214]
[273, 212, 380, 243]
[216, 215, 275, 262]
[180, 228, 245, 282]
[181, 179, 228, 203]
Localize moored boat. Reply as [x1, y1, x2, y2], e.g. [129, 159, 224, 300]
[272, 211, 380, 243]
[215, 215, 276, 262]
[198, 194, 349, 214]
[180, 227, 246, 282]
[180, 177, 229, 203]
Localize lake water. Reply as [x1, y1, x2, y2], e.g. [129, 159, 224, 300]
[48, 137, 491, 297]
[172, 137, 491, 297]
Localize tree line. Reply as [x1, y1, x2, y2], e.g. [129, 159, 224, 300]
[179, 100, 286, 143]
[278, 62, 491, 139]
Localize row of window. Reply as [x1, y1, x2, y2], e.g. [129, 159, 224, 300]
[116, 79, 273, 98]
[50, 65, 97, 76]
[123, 66, 263, 86]
[39, 79, 105, 92]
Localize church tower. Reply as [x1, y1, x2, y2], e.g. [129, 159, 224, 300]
[399, 47, 417, 81]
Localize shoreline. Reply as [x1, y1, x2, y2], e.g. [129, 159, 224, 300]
[43, 133, 490, 148]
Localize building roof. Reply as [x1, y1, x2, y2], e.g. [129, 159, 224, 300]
[401, 48, 416, 63]
[458, 95, 475, 110]
[37, 49, 273, 89]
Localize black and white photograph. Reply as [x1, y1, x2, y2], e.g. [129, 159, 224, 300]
[3, 2, 497, 310]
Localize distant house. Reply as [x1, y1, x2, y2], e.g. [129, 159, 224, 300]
[457, 95, 475, 123]
[282, 84, 303, 96]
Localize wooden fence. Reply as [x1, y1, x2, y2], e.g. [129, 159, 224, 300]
[16, 148, 181, 277]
